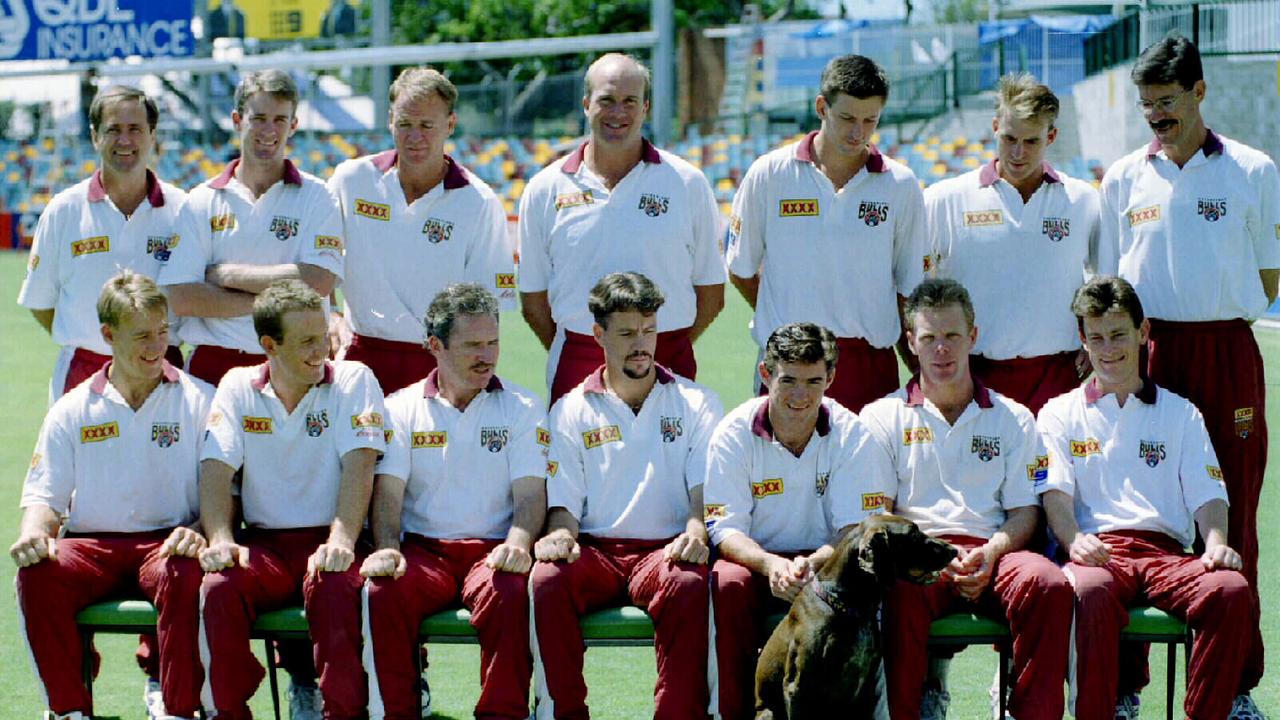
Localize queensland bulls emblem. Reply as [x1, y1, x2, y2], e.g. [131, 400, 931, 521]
[1235, 407, 1255, 438]
[1197, 199, 1227, 222]
[269, 216, 299, 241]
[971, 435, 1000, 462]
[306, 410, 329, 437]
[481, 426, 509, 453]
[638, 193, 670, 217]
[659, 416, 683, 443]
[858, 201, 889, 227]
[423, 217, 454, 244]
[151, 422, 180, 448]
[1139, 439, 1167, 468]
[147, 235, 178, 261]
[1042, 218, 1070, 242]
[815, 472, 830, 497]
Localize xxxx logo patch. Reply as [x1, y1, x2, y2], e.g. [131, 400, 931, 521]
[412, 431, 448, 449]
[80, 421, 120, 443]
[242, 416, 273, 434]
[354, 199, 391, 221]
[582, 425, 622, 449]
[862, 492, 888, 511]
[903, 427, 934, 445]
[1026, 455, 1050, 484]
[1128, 205, 1161, 227]
[1070, 438, 1101, 457]
[210, 213, 237, 232]
[751, 478, 785, 498]
[495, 273, 516, 289]
[315, 235, 343, 251]
[963, 210, 1003, 227]
[1234, 407, 1255, 438]
[779, 199, 819, 217]
[71, 236, 110, 257]
[555, 191, 593, 210]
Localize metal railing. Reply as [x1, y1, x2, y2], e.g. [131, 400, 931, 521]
[1086, 1, 1280, 76]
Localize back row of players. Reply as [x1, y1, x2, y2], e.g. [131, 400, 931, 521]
[12, 33, 1275, 720]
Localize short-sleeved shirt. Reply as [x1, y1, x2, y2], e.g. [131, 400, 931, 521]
[861, 377, 1043, 539]
[158, 159, 345, 351]
[22, 361, 213, 533]
[201, 360, 386, 529]
[702, 396, 896, 554]
[545, 365, 723, 540]
[1036, 379, 1228, 548]
[924, 161, 1102, 359]
[378, 371, 546, 540]
[18, 170, 189, 355]
[1098, 130, 1280, 321]
[725, 133, 927, 349]
[328, 151, 515, 342]
[518, 140, 727, 335]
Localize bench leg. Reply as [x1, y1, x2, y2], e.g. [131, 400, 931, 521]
[265, 639, 282, 720]
[999, 645, 1010, 719]
[80, 631, 94, 703]
[1165, 642, 1175, 720]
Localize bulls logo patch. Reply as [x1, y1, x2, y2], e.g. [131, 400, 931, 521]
[779, 199, 819, 217]
[80, 421, 119, 443]
[1070, 438, 1101, 457]
[354, 199, 391, 221]
[1128, 205, 1160, 227]
[243, 416, 273, 434]
[423, 217, 454, 244]
[659, 416, 683, 443]
[638, 193, 670, 217]
[752, 478, 784, 498]
[1042, 217, 1070, 242]
[413, 431, 448, 449]
[1197, 198, 1227, 222]
[858, 201, 889, 227]
[862, 492, 888, 511]
[306, 410, 329, 437]
[147, 235, 179, 261]
[555, 191, 593, 210]
[963, 210, 1003, 227]
[971, 435, 1000, 462]
[582, 425, 622, 449]
[151, 422, 180, 448]
[481, 426, 509, 453]
[270, 216, 299, 242]
[903, 427, 934, 445]
[71, 236, 110, 257]
[210, 213, 237, 232]
[815, 472, 830, 497]
[1235, 407, 1255, 438]
[1026, 455, 1050, 485]
[727, 215, 742, 248]
[1138, 439, 1166, 468]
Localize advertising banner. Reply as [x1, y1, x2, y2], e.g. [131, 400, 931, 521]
[0, 0, 196, 62]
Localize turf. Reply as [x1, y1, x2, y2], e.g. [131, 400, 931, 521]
[0, 250, 1275, 717]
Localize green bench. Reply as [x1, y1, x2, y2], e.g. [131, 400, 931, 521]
[74, 600, 1189, 720]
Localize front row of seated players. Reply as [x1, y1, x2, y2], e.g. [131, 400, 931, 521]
[13, 270, 1259, 720]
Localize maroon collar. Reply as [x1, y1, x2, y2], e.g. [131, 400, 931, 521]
[422, 368, 504, 398]
[1145, 128, 1223, 160]
[209, 158, 303, 189]
[561, 138, 663, 174]
[250, 361, 334, 391]
[87, 169, 166, 208]
[581, 363, 675, 394]
[977, 159, 1062, 187]
[904, 373, 994, 409]
[794, 130, 886, 173]
[370, 150, 471, 189]
[89, 359, 180, 394]
[1082, 375, 1157, 405]
[750, 399, 833, 441]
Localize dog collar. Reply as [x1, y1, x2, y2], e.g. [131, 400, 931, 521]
[809, 580, 860, 618]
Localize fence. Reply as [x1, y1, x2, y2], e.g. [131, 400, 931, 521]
[1086, 1, 1280, 76]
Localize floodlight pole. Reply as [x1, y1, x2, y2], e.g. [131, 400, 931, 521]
[651, 0, 674, 143]
[372, 0, 391, 125]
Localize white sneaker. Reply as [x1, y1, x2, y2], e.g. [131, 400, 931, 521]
[287, 681, 324, 720]
[43, 712, 89, 720]
[143, 678, 165, 719]
[420, 672, 433, 718]
[920, 685, 950, 720]
[1114, 692, 1141, 720]
[1229, 694, 1269, 720]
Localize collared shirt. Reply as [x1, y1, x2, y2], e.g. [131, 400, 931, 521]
[328, 151, 515, 342]
[22, 361, 213, 533]
[378, 371, 546, 540]
[861, 377, 1042, 539]
[518, 140, 727, 334]
[201, 360, 386, 529]
[545, 365, 723, 539]
[1098, 130, 1280, 321]
[703, 396, 896, 553]
[18, 170, 189, 354]
[726, 132, 927, 348]
[1037, 378, 1227, 548]
[159, 159, 345, 351]
[924, 161, 1103, 359]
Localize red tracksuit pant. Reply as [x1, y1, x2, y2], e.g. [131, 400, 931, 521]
[186, 345, 267, 386]
[63, 347, 184, 397]
[883, 537, 1072, 720]
[199, 528, 365, 719]
[552, 330, 696, 405]
[16, 532, 204, 717]
[364, 536, 531, 720]
[530, 537, 709, 719]
[1147, 318, 1266, 690]
[757, 337, 900, 413]
[971, 350, 1081, 415]
[1067, 531, 1255, 720]
[344, 334, 437, 396]
[709, 557, 797, 720]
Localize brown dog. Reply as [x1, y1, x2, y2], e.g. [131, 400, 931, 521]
[753, 514, 956, 719]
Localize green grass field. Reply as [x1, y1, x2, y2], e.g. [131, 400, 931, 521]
[0, 249, 1275, 718]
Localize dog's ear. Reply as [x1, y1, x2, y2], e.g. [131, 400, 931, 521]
[857, 526, 895, 586]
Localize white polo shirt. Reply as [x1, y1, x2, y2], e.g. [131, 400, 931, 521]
[22, 361, 213, 534]
[1036, 379, 1228, 548]
[158, 160, 346, 352]
[518, 140, 727, 335]
[1098, 130, 1280, 321]
[725, 133, 927, 349]
[201, 360, 386, 529]
[17, 170, 189, 355]
[377, 371, 546, 540]
[861, 377, 1043, 539]
[328, 151, 516, 342]
[924, 161, 1103, 359]
[545, 365, 723, 540]
[703, 396, 896, 554]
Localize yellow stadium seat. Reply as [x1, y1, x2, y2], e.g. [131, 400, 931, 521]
[953, 136, 967, 146]
[927, 136, 941, 146]
[940, 143, 955, 154]
[9, 170, 21, 183]
[82, 160, 96, 174]
[502, 160, 516, 178]
[310, 150, 324, 163]
[717, 178, 734, 192]
[42, 137, 55, 151]
[983, 150, 995, 161]
[913, 143, 927, 154]
[968, 143, 985, 154]
[963, 157, 980, 168]
[870, 132, 880, 145]
[931, 163, 947, 176]
[923, 150, 939, 162]
[503, 198, 515, 215]
[719, 201, 732, 216]
[6, 150, 18, 162]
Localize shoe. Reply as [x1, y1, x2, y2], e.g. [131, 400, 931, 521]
[288, 681, 324, 720]
[421, 672, 433, 718]
[920, 684, 950, 720]
[1230, 695, 1269, 720]
[144, 678, 165, 719]
[43, 712, 89, 720]
[1115, 692, 1141, 720]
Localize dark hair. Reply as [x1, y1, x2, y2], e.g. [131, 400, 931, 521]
[820, 54, 890, 103]
[762, 322, 839, 375]
[903, 278, 975, 332]
[425, 283, 499, 347]
[253, 279, 323, 343]
[588, 272, 664, 328]
[1132, 34, 1203, 89]
[1071, 276, 1145, 333]
[89, 86, 159, 133]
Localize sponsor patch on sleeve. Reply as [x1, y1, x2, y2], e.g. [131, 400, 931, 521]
[209, 213, 237, 232]
[242, 416, 273, 434]
[536, 427, 551, 447]
[903, 427, 934, 445]
[1206, 465, 1224, 481]
[315, 235, 343, 251]
[703, 503, 726, 522]
[1070, 438, 1101, 457]
[412, 431, 448, 449]
[1127, 205, 1161, 227]
[79, 421, 120, 443]
[582, 425, 622, 449]
[29, 452, 42, 470]
[1026, 455, 1050, 484]
[751, 478, 784, 498]
[546, 460, 559, 477]
[71, 236, 110, 257]
[862, 492, 888, 511]
[495, 273, 516, 289]
[354, 199, 391, 221]
[963, 210, 1003, 227]
[28, 254, 39, 271]
[778, 199, 819, 217]
[555, 191, 593, 210]
[383, 428, 394, 444]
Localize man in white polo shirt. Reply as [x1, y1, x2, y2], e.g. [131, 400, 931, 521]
[328, 67, 514, 394]
[519, 53, 726, 404]
[924, 74, 1101, 414]
[861, 278, 1071, 720]
[532, 272, 723, 719]
[197, 280, 385, 720]
[360, 283, 545, 719]
[703, 322, 896, 720]
[726, 54, 925, 412]
[13, 270, 212, 720]
[1038, 275, 1256, 720]
[18, 85, 188, 402]
[161, 69, 344, 387]
[1098, 37, 1276, 705]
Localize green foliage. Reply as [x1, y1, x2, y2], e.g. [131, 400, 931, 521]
[929, 0, 987, 24]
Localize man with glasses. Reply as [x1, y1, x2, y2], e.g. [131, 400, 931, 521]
[1098, 35, 1278, 718]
